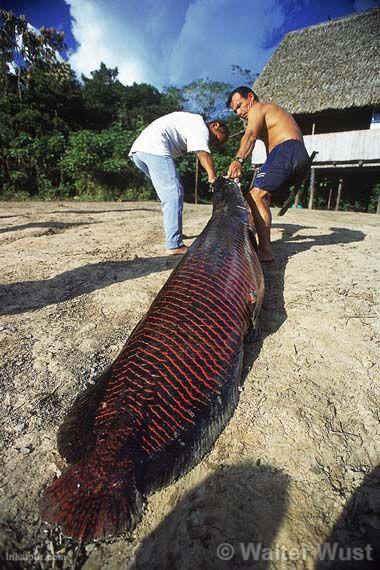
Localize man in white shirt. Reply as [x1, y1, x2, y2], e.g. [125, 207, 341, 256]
[129, 111, 229, 255]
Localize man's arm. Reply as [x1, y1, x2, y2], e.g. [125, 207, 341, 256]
[197, 150, 217, 183]
[227, 107, 265, 178]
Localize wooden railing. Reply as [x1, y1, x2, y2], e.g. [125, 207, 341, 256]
[251, 129, 380, 165]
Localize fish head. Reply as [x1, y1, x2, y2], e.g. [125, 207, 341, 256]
[212, 177, 252, 227]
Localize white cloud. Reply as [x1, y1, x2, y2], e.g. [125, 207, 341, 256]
[66, 0, 150, 83]
[168, 0, 284, 85]
[65, 0, 285, 87]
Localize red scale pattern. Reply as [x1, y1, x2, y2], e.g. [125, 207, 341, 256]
[40, 179, 264, 540]
[106, 243, 253, 454]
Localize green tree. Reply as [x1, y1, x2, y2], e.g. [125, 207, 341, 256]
[0, 10, 259, 202]
[60, 123, 150, 199]
[181, 78, 232, 119]
[0, 9, 67, 99]
[81, 62, 126, 130]
[118, 83, 184, 130]
[366, 182, 380, 214]
[230, 64, 258, 86]
[0, 9, 84, 197]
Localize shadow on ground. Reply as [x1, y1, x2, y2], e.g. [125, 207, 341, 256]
[315, 466, 380, 570]
[48, 207, 160, 215]
[0, 221, 96, 234]
[0, 256, 180, 315]
[259, 224, 365, 339]
[0, 223, 365, 324]
[133, 462, 289, 570]
[0, 215, 22, 219]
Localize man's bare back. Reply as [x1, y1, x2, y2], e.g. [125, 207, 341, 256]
[251, 101, 303, 153]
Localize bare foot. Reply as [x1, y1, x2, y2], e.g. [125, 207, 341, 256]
[165, 245, 188, 256]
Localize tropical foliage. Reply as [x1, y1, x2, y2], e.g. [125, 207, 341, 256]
[1, 10, 377, 210]
[0, 9, 248, 202]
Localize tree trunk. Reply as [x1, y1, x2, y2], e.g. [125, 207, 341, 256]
[16, 67, 22, 100]
[0, 148, 11, 183]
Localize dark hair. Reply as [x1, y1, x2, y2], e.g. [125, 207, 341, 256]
[226, 86, 259, 108]
[207, 120, 229, 136]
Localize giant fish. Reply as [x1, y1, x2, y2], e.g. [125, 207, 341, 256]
[40, 177, 264, 540]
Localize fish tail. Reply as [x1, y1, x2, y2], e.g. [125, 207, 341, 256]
[40, 448, 144, 540]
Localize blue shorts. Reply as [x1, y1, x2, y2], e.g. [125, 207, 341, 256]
[253, 139, 310, 193]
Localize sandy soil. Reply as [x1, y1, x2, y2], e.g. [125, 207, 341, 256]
[0, 199, 379, 570]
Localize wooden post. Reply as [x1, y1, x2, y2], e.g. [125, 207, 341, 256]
[194, 155, 199, 205]
[376, 192, 380, 215]
[327, 187, 333, 210]
[294, 187, 301, 208]
[308, 167, 316, 210]
[335, 178, 343, 211]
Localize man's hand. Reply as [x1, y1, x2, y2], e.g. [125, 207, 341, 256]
[227, 159, 242, 179]
[209, 177, 222, 192]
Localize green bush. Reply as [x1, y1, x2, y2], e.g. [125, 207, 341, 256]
[1, 187, 30, 201]
[367, 182, 380, 214]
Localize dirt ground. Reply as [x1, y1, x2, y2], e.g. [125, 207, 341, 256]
[0, 199, 379, 570]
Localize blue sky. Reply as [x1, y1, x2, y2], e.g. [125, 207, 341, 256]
[2, 0, 379, 87]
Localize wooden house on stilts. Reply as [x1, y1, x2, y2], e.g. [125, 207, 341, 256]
[251, 8, 380, 213]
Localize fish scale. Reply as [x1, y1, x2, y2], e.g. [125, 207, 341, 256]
[40, 177, 264, 540]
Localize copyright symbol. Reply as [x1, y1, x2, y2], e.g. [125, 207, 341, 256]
[217, 542, 235, 561]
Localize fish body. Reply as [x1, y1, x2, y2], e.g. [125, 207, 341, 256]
[40, 177, 264, 540]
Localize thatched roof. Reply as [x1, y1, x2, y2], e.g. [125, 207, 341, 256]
[253, 8, 380, 114]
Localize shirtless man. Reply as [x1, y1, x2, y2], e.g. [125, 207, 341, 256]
[226, 86, 310, 262]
